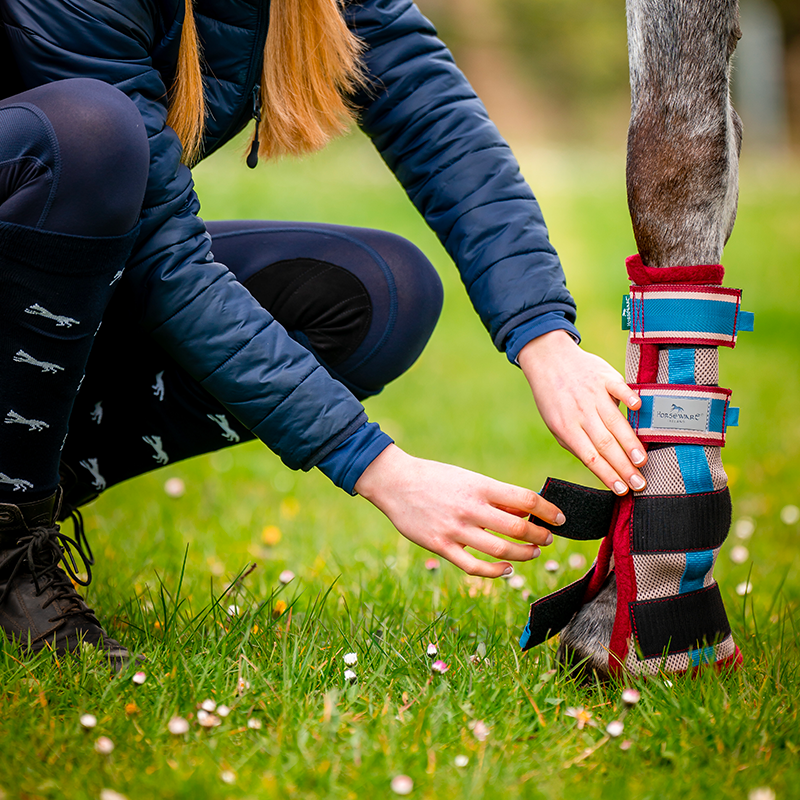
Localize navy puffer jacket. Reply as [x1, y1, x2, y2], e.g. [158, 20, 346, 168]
[1, 0, 577, 485]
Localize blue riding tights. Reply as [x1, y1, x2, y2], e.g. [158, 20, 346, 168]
[0, 79, 443, 504]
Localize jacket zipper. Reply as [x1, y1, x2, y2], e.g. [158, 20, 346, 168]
[246, 85, 262, 169]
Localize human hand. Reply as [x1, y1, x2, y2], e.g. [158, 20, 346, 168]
[518, 330, 647, 494]
[354, 444, 564, 577]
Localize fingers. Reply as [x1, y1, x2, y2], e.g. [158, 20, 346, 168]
[606, 377, 647, 467]
[486, 483, 566, 526]
[442, 545, 515, 578]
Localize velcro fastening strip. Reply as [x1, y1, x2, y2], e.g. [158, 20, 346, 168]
[537, 478, 615, 538]
[628, 384, 737, 446]
[519, 568, 596, 650]
[621, 284, 754, 347]
[632, 488, 732, 552]
[629, 584, 731, 658]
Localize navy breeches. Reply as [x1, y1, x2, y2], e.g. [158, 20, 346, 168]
[0, 79, 443, 504]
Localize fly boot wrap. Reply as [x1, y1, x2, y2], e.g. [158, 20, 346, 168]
[0, 487, 131, 670]
[519, 255, 753, 678]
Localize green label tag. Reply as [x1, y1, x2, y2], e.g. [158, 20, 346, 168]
[622, 295, 632, 330]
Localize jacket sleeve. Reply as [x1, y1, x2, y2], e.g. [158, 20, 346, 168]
[348, 0, 578, 352]
[1, 0, 370, 472]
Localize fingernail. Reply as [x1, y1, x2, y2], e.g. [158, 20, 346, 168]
[629, 395, 640, 407]
[630, 474, 646, 491]
[555, 513, 566, 526]
[631, 448, 645, 465]
[502, 566, 514, 576]
[613, 481, 628, 495]
[531, 546, 541, 559]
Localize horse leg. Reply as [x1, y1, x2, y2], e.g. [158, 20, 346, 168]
[558, 0, 743, 680]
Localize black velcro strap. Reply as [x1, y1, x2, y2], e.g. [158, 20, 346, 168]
[632, 488, 731, 552]
[629, 584, 731, 658]
[536, 478, 616, 539]
[519, 568, 596, 650]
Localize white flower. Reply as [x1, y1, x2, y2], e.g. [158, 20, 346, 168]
[278, 569, 295, 584]
[236, 678, 251, 695]
[164, 477, 185, 498]
[606, 720, 624, 738]
[132, 671, 146, 685]
[431, 660, 449, 674]
[780, 505, 800, 525]
[470, 720, 490, 741]
[568, 553, 587, 570]
[94, 736, 115, 754]
[621, 688, 641, 706]
[544, 559, 559, 573]
[344, 669, 358, 685]
[80, 713, 97, 729]
[217, 705, 231, 718]
[227, 604, 240, 617]
[168, 717, 190, 735]
[521, 589, 532, 601]
[197, 709, 221, 728]
[247, 718, 263, 730]
[735, 517, 755, 540]
[748, 788, 776, 800]
[390, 775, 413, 795]
[100, 790, 128, 800]
[424, 558, 440, 571]
[343, 652, 358, 666]
[564, 706, 597, 730]
[729, 545, 749, 564]
[426, 643, 438, 658]
[508, 574, 525, 590]
[454, 755, 469, 768]
[736, 580, 753, 596]
[220, 771, 236, 785]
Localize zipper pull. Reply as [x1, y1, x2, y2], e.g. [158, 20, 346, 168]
[246, 86, 262, 169]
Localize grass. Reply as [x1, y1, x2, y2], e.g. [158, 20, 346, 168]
[0, 135, 799, 799]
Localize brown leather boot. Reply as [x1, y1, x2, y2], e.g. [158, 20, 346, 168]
[0, 488, 130, 670]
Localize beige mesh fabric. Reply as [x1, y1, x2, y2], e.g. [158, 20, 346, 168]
[625, 340, 641, 383]
[693, 347, 719, 385]
[641, 446, 686, 495]
[657, 349, 671, 382]
[631, 553, 685, 599]
[626, 632, 737, 676]
[705, 447, 728, 490]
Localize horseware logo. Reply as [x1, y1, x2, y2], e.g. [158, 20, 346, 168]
[651, 396, 709, 431]
[0, 472, 34, 492]
[207, 413, 241, 442]
[13, 350, 65, 374]
[142, 435, 169, 464]
[79, 458, 107, 491]
[152, 371, 165, 401]
[4, 409, 49, 431]
[24, 303, 79, 328]
[91, 402, 104, 424]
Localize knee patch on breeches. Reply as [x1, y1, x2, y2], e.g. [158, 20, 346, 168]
[519, 255, 753, 676]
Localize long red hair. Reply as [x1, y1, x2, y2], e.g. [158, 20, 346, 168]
[166, 0, 366, 165]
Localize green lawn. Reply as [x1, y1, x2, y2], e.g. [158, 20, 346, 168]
[0, 135, 798, 799]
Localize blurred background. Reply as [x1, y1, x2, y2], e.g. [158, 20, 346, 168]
[418, 0, 799, 153]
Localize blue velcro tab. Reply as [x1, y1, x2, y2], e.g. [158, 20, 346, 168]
[726, 407, 739, 427]
[737, 311, 755, 332]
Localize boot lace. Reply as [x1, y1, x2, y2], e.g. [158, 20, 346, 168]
[0, 523, 100, 625]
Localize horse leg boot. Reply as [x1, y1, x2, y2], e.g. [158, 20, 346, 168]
[519, 0, 747, 679]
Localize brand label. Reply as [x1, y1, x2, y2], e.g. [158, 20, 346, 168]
[651, 396, 710, 431]
[621, 295, 632, 330]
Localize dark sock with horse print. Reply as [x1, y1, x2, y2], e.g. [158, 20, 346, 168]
[0, 80, 148, 503]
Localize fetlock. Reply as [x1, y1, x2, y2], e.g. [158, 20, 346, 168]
[0, 488, 130, 670]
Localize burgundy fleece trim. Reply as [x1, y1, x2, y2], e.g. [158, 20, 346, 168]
[626, 254, 725, 286]
[609, 493, 636, 676]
